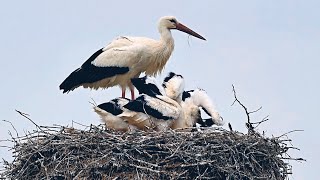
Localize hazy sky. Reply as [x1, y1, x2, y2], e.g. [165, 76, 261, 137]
[1, 1, 319, 178]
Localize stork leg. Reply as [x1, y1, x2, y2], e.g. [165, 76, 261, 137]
[121, 88, 126, 98]
[129, 86, 135, 100]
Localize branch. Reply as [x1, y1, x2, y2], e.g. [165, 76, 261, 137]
[231, 85, 254, 133]
[15, 110, 42, 131]
[277, 130, 304, 139]
[2, 120, 19, 138]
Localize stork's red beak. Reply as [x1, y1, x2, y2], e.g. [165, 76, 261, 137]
[176, 23, 206, 40]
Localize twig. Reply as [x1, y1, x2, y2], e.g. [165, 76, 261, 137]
[277, 130, 304, 139]
[15, 110, 42, 131]
[2, 120, 19, 138]
[89, 98, 97, 107]
[248, 106, 262, 114]
[231, 85, 254, 133]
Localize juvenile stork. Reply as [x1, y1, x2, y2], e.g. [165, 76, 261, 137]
[170, 88, 224, 130]
[130, 76, 164, 97]
[160, 72, 223, 130]
[59, 16, 206, 99]
[94, 97, 137, 132]
[94, 75, 167, 132]
[118, 74, 185, 131]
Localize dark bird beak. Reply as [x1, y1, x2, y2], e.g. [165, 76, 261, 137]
[175, 23, 206, 40]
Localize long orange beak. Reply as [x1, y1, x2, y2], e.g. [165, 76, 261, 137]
[176, 23, 206, 40]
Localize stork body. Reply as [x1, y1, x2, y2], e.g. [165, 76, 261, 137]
[118, 73, 184, 131]
[59, 16, 206, 99]
[94, 73, 223, 132]
[130, 76, 164, 97]
[170, 89, 224, 130]
[119, 94, 181, 131]
[94, 97, 137, 132]
[160, 72, 223, 130]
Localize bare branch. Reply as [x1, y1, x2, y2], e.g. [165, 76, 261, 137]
[15, 110, 42, 131]
[2, 120, 19, 138]
[277, 130, 304, 139]
[248, 106, 262, 114]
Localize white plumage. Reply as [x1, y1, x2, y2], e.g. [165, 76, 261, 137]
[161, 72, 224, 130]
[118, 73, 185, 131]
[119, 94, 182, 131]
[171, 88, 224, 130]
[94, 97, 137, 132]
[93, 72, 223, 132]
[162, 72, 185, 101]
[59, 16, 206, 99]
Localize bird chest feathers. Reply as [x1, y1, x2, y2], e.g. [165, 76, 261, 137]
[145, 41, 174, 76]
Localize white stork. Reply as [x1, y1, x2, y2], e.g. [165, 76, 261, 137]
[119, 94, 182, 131]
[162, 72, 185, 101]
[94, 97, 137, 132]
[170, 88, 224, 130]
[94, 75, 170, 132]
[130, 75, 165, 97]
[59, 16, 206, 99]
[118, 74, 185, 131]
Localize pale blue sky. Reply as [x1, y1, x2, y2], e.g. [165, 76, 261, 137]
[1, 1, 319, 178]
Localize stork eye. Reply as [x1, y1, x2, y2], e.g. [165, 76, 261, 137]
[169, 19, 176, 23]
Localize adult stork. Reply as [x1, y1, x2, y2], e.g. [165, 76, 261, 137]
[59, 16, 206, 99]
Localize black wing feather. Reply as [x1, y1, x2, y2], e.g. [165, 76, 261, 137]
[131, 76, 162, 97]
[124, 96, 172, 120]
[59, 48, 129, 93]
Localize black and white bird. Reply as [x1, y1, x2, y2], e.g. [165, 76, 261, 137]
[159, 72, 223, 130]
[94, 97, 137, 132]
[118, 74, 185, 131]
[162, 72, 185, 101]
[94, 72, 223, 132]
[130, 76, 164, 97]
[59, 16, 206, 99]
[170, 88, 224, 130]
[94, 75, 168, 132]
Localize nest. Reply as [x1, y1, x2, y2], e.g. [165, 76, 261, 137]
[1, 123, 302, 180]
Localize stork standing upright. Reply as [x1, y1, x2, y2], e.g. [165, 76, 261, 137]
[59, 16, 206, 99]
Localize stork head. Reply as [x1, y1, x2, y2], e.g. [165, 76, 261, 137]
[162, 72, 185, 100]
[158, 16, 206, 40]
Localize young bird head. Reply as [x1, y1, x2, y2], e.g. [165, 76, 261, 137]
[162, 72, 185, 101]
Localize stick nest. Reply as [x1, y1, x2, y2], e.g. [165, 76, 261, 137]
[1, 124, 300, 180]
